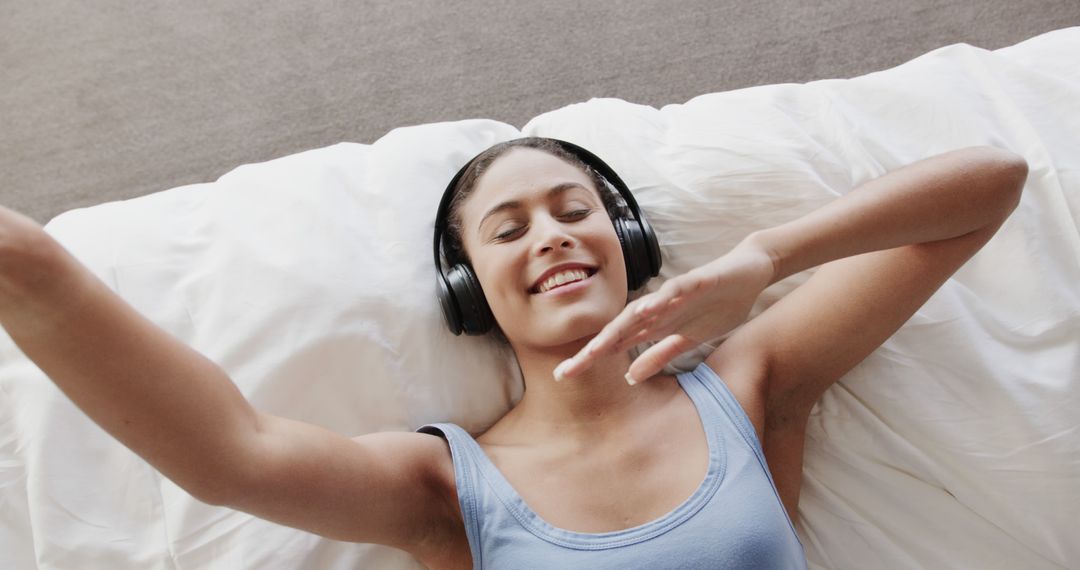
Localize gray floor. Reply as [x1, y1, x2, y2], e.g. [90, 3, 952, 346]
[3, 1, 1077, 224]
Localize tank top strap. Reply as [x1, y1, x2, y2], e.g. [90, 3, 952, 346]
[676, 360, 768, 467]
[676, 360, 802, 546]
[416, 422, 486, 568]
[417, 361, 806, 568]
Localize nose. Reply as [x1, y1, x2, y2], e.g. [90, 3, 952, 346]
[531, 216, 577, 256]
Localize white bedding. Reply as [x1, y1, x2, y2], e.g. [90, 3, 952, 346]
[2, 27, 1078, 569]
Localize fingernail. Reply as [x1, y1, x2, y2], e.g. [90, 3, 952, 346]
[625, 372, 638, 386]
[554, 360, 570, 382]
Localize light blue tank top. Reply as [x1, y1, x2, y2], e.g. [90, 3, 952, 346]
[417, 361, 807, 569]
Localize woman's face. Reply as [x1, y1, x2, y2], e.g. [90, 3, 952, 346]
[459, 147, 628, 349]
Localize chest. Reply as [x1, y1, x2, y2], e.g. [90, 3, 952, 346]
[480, 399, 710, 534]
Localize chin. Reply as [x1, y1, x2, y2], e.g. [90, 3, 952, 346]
[503, 277, 628, 347]
[521, 305, 621, 348]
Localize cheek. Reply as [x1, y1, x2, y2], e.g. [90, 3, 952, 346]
[474, 252, 525, 305]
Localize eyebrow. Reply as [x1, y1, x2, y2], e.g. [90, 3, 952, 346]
[476, 182, 591, 235]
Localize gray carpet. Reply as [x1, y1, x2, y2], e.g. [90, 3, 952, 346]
[3, 0, 1077, 224]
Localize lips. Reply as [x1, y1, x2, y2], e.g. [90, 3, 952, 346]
[528, 263, 598, 295]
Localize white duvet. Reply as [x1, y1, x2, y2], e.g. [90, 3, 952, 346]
[2, 27, 1078, 569]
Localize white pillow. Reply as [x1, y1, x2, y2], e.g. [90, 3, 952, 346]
[3, 27, 1078, 569]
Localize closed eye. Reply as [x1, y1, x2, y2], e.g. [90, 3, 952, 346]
[494, 227, 523, 240]
[493, 209, 593, 241]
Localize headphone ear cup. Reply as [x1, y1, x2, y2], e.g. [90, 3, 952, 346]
[614, 216, 644, 291]
[636, 215, 662, 280]
[436, 272, 464, 335]
[447, 263, 495, 335]
[615, 214, 662, 291]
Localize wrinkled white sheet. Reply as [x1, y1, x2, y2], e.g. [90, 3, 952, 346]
[1, 27, 1078, 570]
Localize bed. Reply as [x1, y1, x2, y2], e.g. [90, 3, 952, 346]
[1, 27, 1077, 569]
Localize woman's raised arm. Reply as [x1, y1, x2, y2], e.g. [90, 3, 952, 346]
[556, 145, 1026, 521]
[720, 145, 1027, 404]
[0, 206, 462, 563]
[558, 145, 1028, 387]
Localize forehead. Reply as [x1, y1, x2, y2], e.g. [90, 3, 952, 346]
[464, 148, 598, 218]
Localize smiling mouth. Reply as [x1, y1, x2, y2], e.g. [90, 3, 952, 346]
[529, 267, 600, 293]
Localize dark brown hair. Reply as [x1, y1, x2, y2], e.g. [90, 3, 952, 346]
[443, 137, 624, 267]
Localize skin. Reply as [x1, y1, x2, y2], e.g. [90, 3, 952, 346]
[457, 147, 693, 446]
[556, 145, 1028, 519]
[0, 143, 1028, 569]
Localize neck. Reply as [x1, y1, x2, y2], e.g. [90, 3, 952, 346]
[493, 336, 677, 446]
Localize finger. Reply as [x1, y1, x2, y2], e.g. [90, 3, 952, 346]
[556, 329, 618, 380]
[556, 345, 599, 380]
[592, 296, 694, 362]
[634, 278, 703, 322]
[561, 303, 668, 380]
[558, 315, 657, 380]
[584, 300, 657, 357]
[608, 322, 660, 355]
[625, 334, 699, 385]
[560, 274, 704, 378]
[565, 319, 665, 382]
[609, 293, 699, 355]
[634, 280, 682, 317]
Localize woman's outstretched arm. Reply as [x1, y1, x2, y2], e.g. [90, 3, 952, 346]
[0, 206, 461, 562]
[0, 206, 262, 498]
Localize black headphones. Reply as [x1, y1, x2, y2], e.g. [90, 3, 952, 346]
[433, 138, 662, 336]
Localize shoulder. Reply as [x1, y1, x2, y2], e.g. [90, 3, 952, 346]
[703, 336, 771, 442]
[402, 428, 471, 567]
[409, 426, 461, 520]
[703, 343, 809, 520]
[703, 331, 810, 435]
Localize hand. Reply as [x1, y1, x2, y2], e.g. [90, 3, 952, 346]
[555, 240, 776, 384]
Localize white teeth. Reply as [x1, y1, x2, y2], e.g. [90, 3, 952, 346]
[537, 269, 590, 294]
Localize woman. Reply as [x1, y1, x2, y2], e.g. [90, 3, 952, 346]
[0, 138, 1027, 569]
